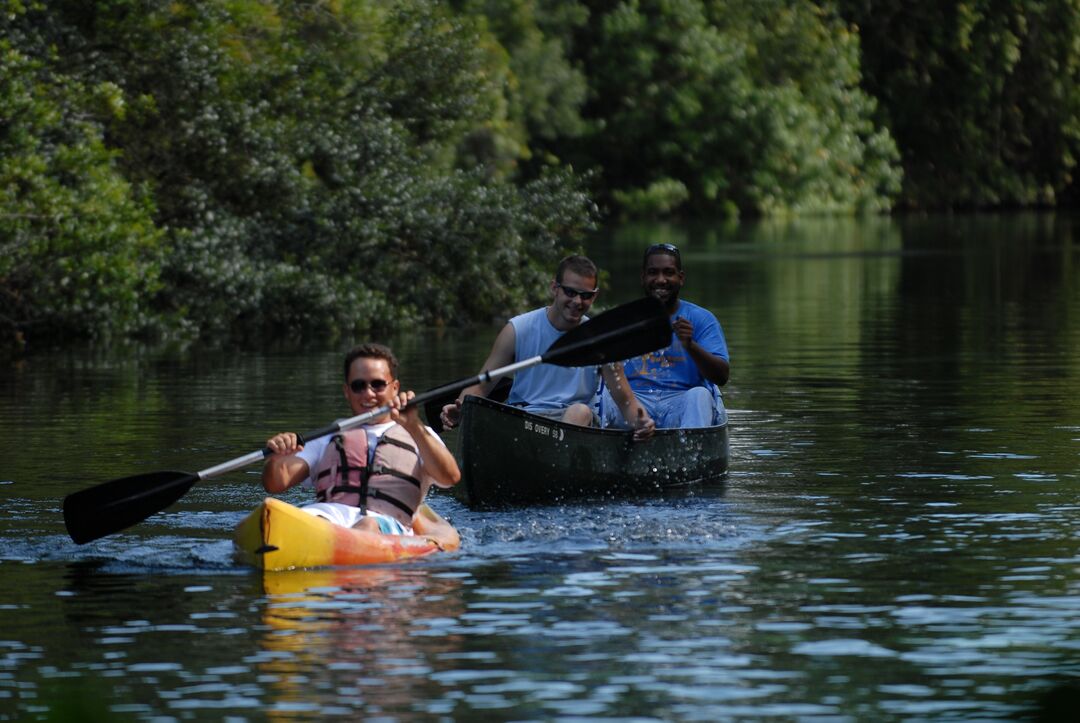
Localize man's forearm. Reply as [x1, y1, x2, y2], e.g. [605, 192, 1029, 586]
[687, 340, 729, 385]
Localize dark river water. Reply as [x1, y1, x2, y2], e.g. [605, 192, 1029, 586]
[2, 214, 1078, 720]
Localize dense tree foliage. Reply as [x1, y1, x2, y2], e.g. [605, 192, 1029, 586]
[460, 0, 902, 216]
[563, 0, 901, 217]
[836, 0, 1080, 209]
[0, 8, 164, 342]
[4, 0, 1079, 349]
[1, 0, 595, 347]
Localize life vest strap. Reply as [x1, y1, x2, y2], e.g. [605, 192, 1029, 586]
[379, 435, 419, 456]
[315, 469, 420, 515]
[316, 484, 415, 518]
[365, 488, 415, 518]
[315, 483, 364, 503]
[313, 465, 364, 482]
[368, 464, 422, 489]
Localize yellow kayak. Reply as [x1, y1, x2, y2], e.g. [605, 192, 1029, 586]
[233, 497, 460, 571]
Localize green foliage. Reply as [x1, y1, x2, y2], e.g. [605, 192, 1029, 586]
[836, 0, 1080, 209]
[564, 0, 901, 218]
[452, 0, 591, 174]
[11, 0, 1079, 349]
[726, 0, 902, 215]
[0, 11, 164, 345]
[2, 0, 595, 347]
[612, 178, 692, 217]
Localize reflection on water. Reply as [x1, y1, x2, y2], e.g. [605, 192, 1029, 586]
[255, 567, 466, 718]
[1, 214, 1078, 719]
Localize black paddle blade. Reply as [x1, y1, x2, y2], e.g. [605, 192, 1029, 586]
[63, 470, 198, 544]
[543, 296, 670, 367]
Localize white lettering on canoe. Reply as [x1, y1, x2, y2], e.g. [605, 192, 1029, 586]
[523, 419, 563, 440]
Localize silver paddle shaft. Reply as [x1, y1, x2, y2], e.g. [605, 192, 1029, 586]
[194, 355, 542, 482]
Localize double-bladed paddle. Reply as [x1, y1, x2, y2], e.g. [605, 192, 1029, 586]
[62, 296, 671, 544]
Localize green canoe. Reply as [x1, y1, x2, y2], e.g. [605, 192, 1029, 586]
[456, 395, 730, 508]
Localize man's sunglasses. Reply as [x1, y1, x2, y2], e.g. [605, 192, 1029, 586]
[349, 378, 390, 393]
[644, 242, 681, 267]
[556, 283, 598, 301]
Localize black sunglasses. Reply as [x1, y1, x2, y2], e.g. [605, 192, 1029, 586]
[349, 378, 390, 393]
[556, 283, 598, 301]
[644, 242, 681, 268]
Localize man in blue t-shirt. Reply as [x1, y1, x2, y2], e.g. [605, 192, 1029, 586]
[600, 243, 730, 428]
[440, 255, 655, 440]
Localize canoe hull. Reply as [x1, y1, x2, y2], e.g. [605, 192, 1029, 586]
[233, 497, 458, 571]
[459, 396, 729, 508]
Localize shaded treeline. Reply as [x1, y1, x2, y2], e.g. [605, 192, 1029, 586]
[2, 0, 595, 346]
[2, 0, 1078, 347]
[836, 0, 1080, 210]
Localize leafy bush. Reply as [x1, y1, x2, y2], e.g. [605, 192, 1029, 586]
[2, 0, 595, 348]
[564, 0, 901, 218]
[612, 178, 692, 218]
[0, 24, 164, 345]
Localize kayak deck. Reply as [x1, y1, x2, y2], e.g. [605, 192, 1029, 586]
[233, 497, 460, 571]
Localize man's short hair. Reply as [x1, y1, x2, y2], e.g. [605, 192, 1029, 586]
[643, 242, 682, 271]
[555, 255, 598, 284]
[343, 343, 398, 380]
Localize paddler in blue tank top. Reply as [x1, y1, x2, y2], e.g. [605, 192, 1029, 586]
[261, 343, 461, 536]
[440, 255, 656, 440]
[599, 243, 730, 428]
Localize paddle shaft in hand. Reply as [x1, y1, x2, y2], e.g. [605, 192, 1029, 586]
[62, 296, 670, 544]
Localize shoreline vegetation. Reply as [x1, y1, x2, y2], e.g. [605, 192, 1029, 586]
[3, 1, 1078, 349]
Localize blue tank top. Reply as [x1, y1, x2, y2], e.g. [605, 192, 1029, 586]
[506, 307, 600, 411]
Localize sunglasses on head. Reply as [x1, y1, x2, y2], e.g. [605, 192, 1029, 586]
[556, 283, 598, 301]
[644, 242, 681, 266]
[349, 378, 390, 393]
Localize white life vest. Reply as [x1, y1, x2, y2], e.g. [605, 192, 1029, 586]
[309, 426, 425, 526]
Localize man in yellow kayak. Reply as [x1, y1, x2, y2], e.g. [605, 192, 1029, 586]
[261, 343, 461, 535]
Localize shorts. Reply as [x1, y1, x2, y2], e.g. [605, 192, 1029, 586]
[300, 502, 413, 535]
[598, 386, 725, 429]
[521, 405, 599, 427]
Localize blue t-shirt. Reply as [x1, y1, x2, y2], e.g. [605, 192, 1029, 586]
[506, 307, 600, 410]
[623, 300, 728, 392]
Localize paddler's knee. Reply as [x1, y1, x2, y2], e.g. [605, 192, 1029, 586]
[561, 403, 596, 427]
[351, 516, 381, 533]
